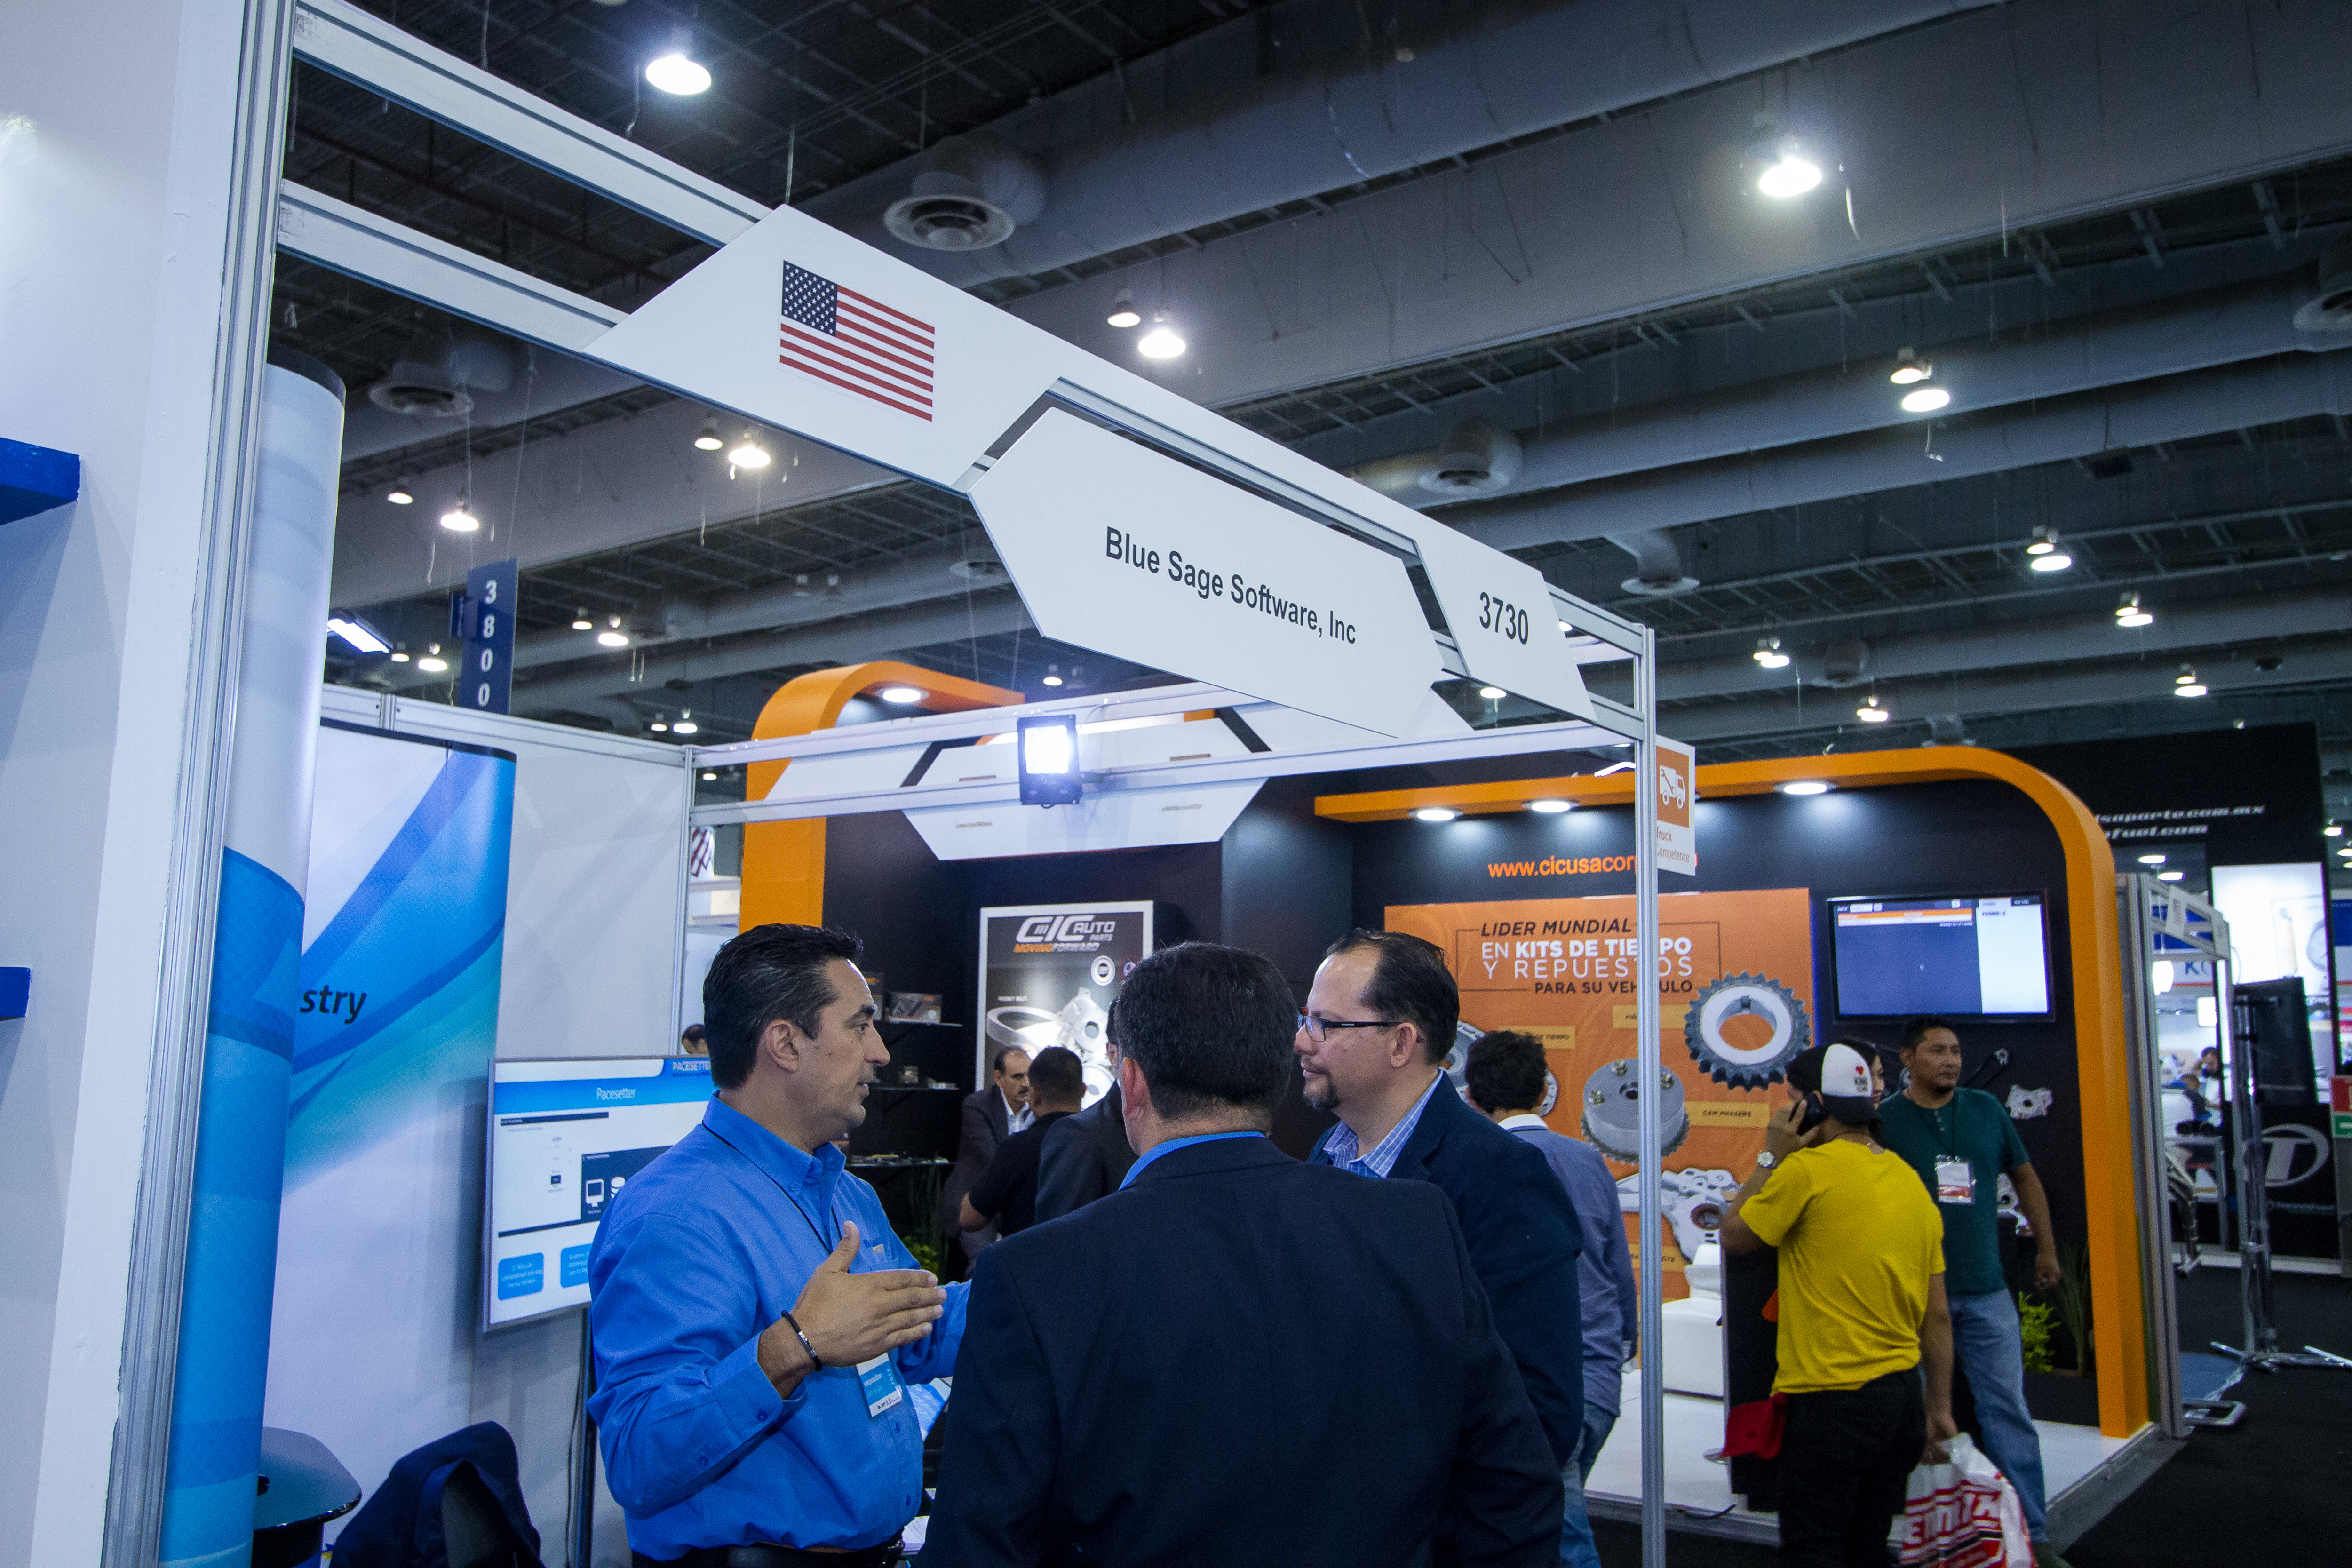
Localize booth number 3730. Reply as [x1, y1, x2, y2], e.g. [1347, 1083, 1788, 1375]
[1476, 592, 1532, 645]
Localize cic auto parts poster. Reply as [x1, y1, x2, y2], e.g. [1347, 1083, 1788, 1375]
[1387, 888, 1813, 1297]
[977, 901, 1153, 1106]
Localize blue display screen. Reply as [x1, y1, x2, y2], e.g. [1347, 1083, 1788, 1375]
[1830, 894, 2051, 1018]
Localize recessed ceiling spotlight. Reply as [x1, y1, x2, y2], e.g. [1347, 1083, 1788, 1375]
[2115, 594, 2153, 628]
[879, 685, 925, 704]
[1900, 385, 1952, 414]
[1106, 288, 1140, 329]
[1778, 780, 1833, 796]
[1137, 311, 1186, 360]
[1527, 799, 1575, 814]
[1478, 685, 1507, 700]
[727, 432, 771, 469]
[694, 416, 724, 451]
[1890, 348, 1931, 386]
[439, 498, 480, 533]
[1412, 806, 1462, 823]
[1856, 696, 1890, 724]
[386, 476, 415, 505]
[644, 27, 712, 95]
[1753, 637, 1791, 669]
[2138, 853, 2168, 865]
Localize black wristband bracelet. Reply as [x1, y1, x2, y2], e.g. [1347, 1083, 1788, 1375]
[778, 1308, 822, 1373]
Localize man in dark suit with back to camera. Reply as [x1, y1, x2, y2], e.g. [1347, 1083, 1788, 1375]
[940, 1046, 1031, 1266]
[1033, 1000, 1138, 1221]
[923, 942, 1563, 1568]
[1298, 929, 1589, 1559]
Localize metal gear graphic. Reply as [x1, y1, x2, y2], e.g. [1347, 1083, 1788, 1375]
[1684, 972, 1810, 1088]
[1579, 1057, 1690, 1164]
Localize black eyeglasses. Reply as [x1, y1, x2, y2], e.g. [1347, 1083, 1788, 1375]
[1296, 1013, 1398, 1043]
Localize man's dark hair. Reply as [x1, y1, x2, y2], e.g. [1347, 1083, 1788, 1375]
[1027, 1045, 1084, 1105]
[702, 924, 864, 1090]
[992, 1045, 1029, 1076]
[678, 1024, 706, 1047]
[1463, 1030, 1549, 1114]
[1326, 928, 1458, 1064]
[1116, 942, 1295, 1122]
[1901, 1015, 1961, 1052]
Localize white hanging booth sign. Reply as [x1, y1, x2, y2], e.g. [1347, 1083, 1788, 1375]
[276, 1, 1677, 1559]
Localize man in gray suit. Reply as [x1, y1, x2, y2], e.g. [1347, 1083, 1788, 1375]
[943, 1046, 1032, 1265]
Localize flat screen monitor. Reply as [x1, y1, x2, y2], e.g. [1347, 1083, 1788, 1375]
[1829, 893, 2052, 1019]
[485, 1056, 712, 1329]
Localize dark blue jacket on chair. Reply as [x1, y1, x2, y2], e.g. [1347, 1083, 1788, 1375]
[922, 1135, 1562, 1568]
[1314, 1075, 1588, 1470]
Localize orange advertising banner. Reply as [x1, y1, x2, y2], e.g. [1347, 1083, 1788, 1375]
[1387, 888, 1814, 1296]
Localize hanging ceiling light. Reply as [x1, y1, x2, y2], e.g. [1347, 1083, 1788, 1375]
[1856, 696, 1891, 724]
[822, 573, 846, 603]
[390, 645, 412, 663]
[1041, 664, 1064, 688]
[417, 643, 449, 673]
[791, 573, 810, 598]
[1106, 288, 1140, 329]
[2325, 824, 2344, 838]
[1900, 384, 1952, 414]
[386, 475, 415, 505]
[1748, 119, 1823, 199]
[727, 432, 771, 469]
[649, 717, 669, 732]
[1411, 806, 1461, 823]
[572, 610, 594, 631]
[1752, 637, 1791, 669]
[693, 416, 724, 452]
[2027, 529, 2072, 572]
[1136, 311, 1186, 360]
[439, 497, 481, 532]
[671, 711, 699, 735]
[1478, 685, 1507, 700]
[2158, 870, 2185, 881]
[598, 614, 630, 649]
[2138, 852, 2168, 866]
[644, 26, 712, 96]
[2174, 666, 2207, 698]
[2115, 593, 2153, 628]
[1889, 348, 1931, 386]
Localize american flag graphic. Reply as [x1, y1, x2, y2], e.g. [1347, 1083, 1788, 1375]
[779, 261, 935, 421]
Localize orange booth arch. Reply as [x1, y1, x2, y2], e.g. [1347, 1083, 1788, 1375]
[738, 662, 1023, 930]
[1315, 746, 2145, 1438]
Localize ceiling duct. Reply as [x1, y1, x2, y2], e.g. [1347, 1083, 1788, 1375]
[1422, 418, 1524, 496]
[949, 534, 1009, 582]
[366, 319, 469, 417]
[2294, 232, 2352, 337]
[883, 134, 1046, 253]
[826, 0, 1999, 284]
[1611, 528, 1699, 597]
[1814, 638, 1872, 689]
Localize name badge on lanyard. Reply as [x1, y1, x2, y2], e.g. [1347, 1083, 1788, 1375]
[1935, 1158, 1976, 1205]
[857, 1355, 904, 1418]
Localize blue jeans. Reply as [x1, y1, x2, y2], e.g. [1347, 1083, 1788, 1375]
[1948, 1288, 2049, 1540]
[1558, 1409, 1617, 1567]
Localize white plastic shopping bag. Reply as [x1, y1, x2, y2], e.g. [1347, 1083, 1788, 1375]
[1892, 1434, 2033, 1567]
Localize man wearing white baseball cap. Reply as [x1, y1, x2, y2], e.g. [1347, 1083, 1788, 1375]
[1720, 1042, 1958, 1567]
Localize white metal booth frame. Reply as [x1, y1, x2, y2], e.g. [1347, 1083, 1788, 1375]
[131, 2, 1682, 1564]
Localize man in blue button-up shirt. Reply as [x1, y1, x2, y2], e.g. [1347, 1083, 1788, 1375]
[588, 924, 962, 1564]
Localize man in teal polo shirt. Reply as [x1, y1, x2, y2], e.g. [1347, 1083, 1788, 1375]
[1878, 1016, 2068, 1568]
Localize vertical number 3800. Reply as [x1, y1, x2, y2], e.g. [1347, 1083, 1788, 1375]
[1476, 593, 1531, 645]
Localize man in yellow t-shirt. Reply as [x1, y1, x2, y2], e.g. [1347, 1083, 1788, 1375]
[1722, 1043, 1957, 1567]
